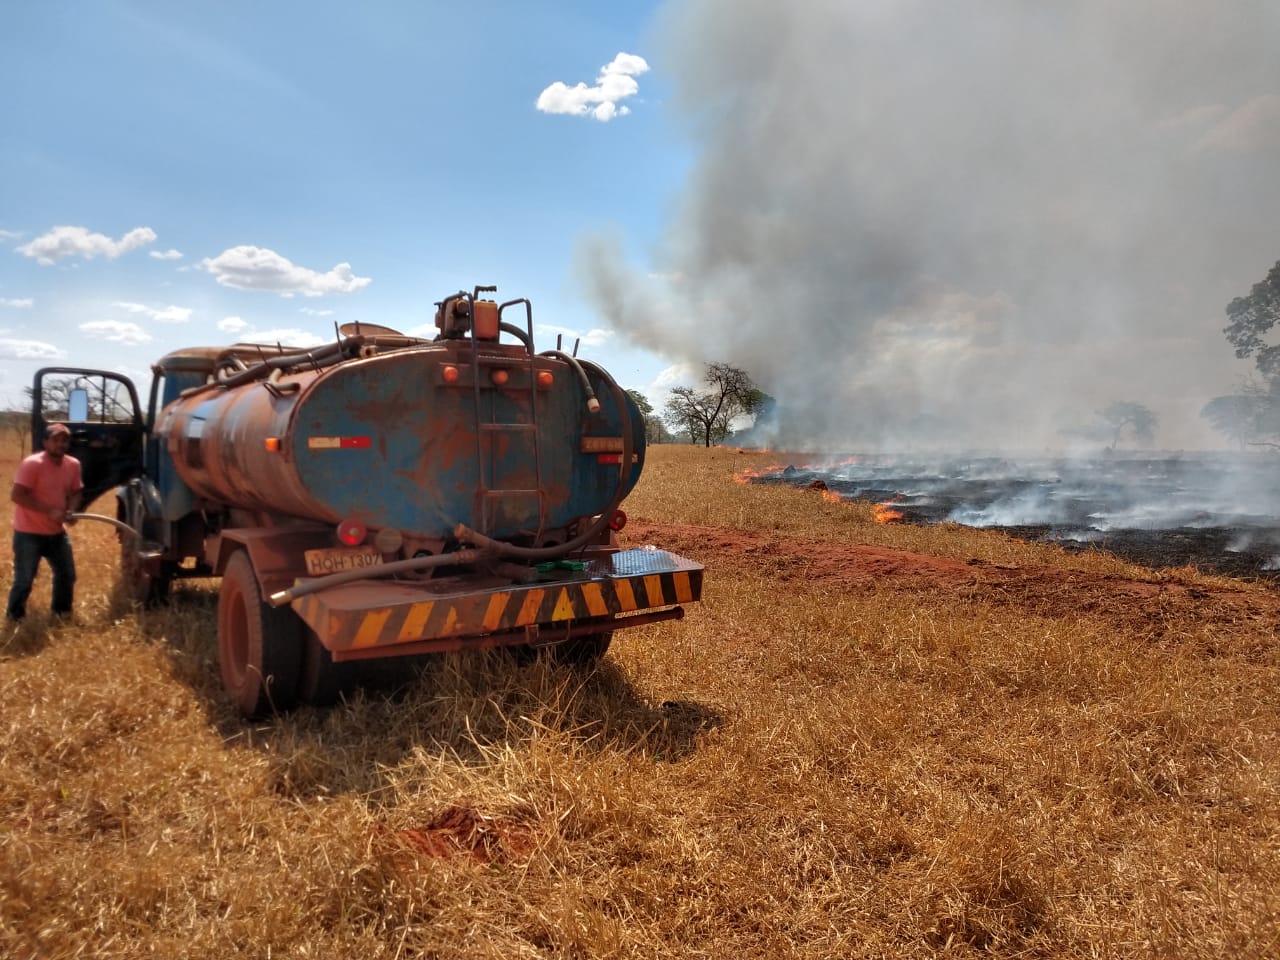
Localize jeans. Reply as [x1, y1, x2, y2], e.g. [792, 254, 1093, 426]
[7, 531, 76, 620]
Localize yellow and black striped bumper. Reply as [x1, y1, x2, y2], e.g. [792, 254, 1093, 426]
[291, 548, 703, 656]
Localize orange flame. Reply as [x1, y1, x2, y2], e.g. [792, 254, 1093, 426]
[872, 500, 905, 524]
[732, 463, 786, 484]
[821, 489, 842, 505]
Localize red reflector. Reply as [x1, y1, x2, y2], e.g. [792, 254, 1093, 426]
[609, 509, 627, 532]
[597, 453, 621, 465]
[337, 519, 367, 546]
[340, 436, 371, 449]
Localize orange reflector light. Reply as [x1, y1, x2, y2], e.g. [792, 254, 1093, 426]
[442, 365, 460, 383]
[337, 519, 367, 546]
[609, 509, 627, 532]
[491, 368, 509, 386]
[536, 370, 554, 388]
[264, 437, 281, 452]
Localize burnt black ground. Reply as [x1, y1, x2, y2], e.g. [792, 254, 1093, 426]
[756, 454, 1280, 585]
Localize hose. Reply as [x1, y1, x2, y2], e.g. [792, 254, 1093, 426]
[68, 512, 142, 541]
[540, 349, 600, 412]
[267, 548, 496, 607]
[178, 338, 359, 399]
[499, 322, 531, 349]
[67, 512, 168, 558]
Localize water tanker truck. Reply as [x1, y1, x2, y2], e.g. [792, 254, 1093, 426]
[32, 287, 703, 717]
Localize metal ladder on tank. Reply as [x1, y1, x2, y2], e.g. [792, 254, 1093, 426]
[466, 288, 547, 539]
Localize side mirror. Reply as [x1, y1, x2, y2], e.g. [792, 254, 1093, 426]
[69, 387, 89, 422]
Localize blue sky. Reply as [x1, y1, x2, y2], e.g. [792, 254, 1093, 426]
[0, 1, 686, 409]
[5, 2, 1280, 451]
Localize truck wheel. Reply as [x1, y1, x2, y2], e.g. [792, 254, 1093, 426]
[116, 501, 171, 606]
[120, 543, 171, 607]
[513, 631, 612, 667]
[218, 551, 303, 718]
[553, 631, 613, 666]
[297, 628, 359, 707]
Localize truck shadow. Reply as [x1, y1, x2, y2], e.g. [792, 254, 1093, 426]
[136, 585, 724, 801]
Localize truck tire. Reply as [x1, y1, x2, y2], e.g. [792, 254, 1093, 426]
[218, 550, 303, 718]
[116, 500, 171, 607]
[515, 630, 613, 667]
[297, 628, 359, 707]
[120, 543, 172, 607]
[553, 631, 613, 666]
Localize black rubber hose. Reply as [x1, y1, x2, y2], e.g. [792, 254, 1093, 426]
[178, 340, 358, 400]
[540, 349, 599, 412]
[216, 339, 354, 389]
[268, 548, 496, 606]
[499, 322, 531, 349]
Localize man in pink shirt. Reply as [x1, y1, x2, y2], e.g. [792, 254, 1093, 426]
[7, 423, 84, 621]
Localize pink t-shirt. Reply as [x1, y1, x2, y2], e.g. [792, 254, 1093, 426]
[12, 452, 84, 535]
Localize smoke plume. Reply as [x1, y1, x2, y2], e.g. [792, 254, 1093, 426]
[579, 0, 1280, 451]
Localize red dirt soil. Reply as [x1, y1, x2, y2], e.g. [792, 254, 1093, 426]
[377, 804, 538, 866]
[622, 519, 1280, 629]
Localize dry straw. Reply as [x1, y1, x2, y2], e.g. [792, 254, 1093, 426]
[1, 445, 1277, 958]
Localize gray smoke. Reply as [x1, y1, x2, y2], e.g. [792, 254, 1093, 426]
[579, 0, 1280, 451]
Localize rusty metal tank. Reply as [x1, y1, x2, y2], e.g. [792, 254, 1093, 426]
[153, 337, 644, 542]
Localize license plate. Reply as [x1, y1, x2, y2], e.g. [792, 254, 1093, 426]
[304, 546, 383, 576]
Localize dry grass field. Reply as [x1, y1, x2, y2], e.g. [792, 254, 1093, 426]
[2, 444, 1278, 958]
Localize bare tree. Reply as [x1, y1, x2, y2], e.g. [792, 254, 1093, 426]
[1098, 401, 1157, 449]
[662, 363, 761, 447]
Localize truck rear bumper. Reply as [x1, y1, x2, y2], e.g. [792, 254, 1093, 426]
[290, 548, 703, 661]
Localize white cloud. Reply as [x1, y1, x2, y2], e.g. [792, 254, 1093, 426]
[241, 327, 327, 348]
[113, 301, 192, 323]
[202, 245, 372, 297]
[79, 320, 153, 345]
[218, 316, 249, 333]
[149, 248, 184, 260]
[0, 229, 22, 241]
[536, 323, 614, 349]
[0, 338, 62, 360]
[300, 307, 334, 317]
[78, 320, 152, 345]
[536, 52, 649, 122]
[16, 225, 157, 265]
[1, 298, 33, 309]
